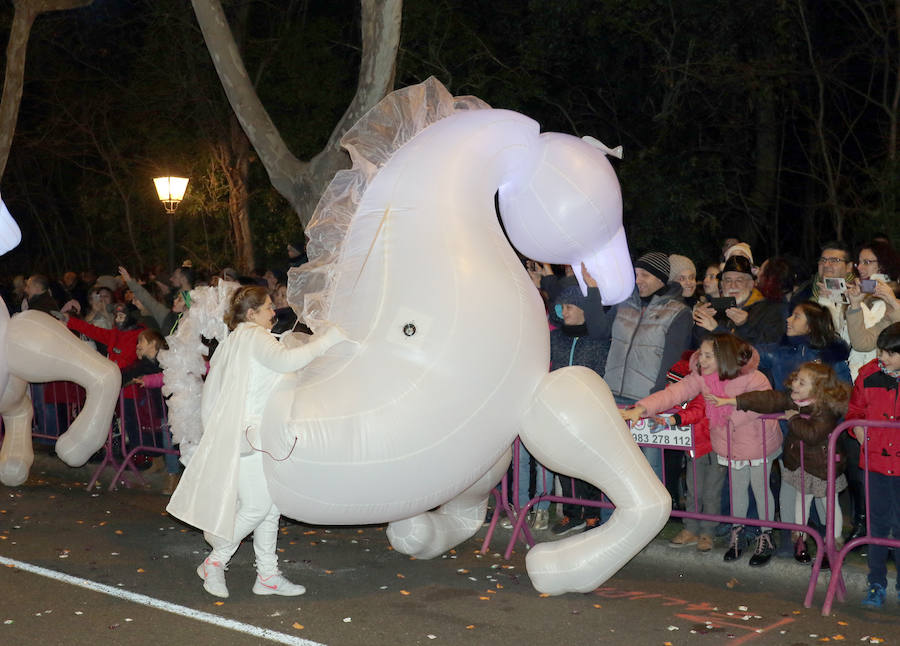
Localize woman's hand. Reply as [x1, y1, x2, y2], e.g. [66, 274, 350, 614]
[692, 302, 718, 331]
[581, 263, 597, 288]
[60, 299, 80, 314]
[782, 409, 799, 420]
[118, 266, 132, 283]
[619, 405, 646, 424]
[853, 426, 865, 444]
[846, 279, 864, 307]
[724, 307, 748, 326]
[875, 281, 898, 311]
[704, 393, 736, 407]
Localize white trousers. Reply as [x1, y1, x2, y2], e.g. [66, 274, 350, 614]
[205, 452, 280, 576]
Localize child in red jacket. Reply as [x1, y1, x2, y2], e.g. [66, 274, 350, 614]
[850, 322, 900, 608]
[662, 351, 718, 553]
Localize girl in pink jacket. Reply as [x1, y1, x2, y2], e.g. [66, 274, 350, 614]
[621, 333, 782, 566]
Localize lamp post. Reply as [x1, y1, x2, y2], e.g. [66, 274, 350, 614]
[153, 176, 189, 273]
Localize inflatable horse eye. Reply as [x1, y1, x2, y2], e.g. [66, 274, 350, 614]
[498, 133, 631, 304]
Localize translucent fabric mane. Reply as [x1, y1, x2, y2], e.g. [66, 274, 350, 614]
[286, 77, 490, 338]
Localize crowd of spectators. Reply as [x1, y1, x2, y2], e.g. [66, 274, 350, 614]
[526, 234, 900, 608]
[1, 244, 306, 494]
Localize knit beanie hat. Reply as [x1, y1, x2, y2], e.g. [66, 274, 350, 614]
[634, 252, 671, 284]
[556, 284, 585, 309]
[723, 242, 754, 265]
[668, 254, 696, 280]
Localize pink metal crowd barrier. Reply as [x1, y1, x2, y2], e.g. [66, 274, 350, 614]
[491, 412, 843, 611]
[821, 418, 900, 616]
[17, 381, 175, 492]
[88, 385, 175, 491]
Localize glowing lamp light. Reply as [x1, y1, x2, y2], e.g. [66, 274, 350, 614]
[153, 176, 189, 213]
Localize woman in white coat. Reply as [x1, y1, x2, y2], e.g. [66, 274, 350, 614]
[167, 285, 351, 598]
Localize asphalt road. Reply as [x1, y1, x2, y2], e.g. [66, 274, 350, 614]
[1, 453, 898, 645]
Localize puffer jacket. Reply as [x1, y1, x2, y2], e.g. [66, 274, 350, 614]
[756, 334, 851, 389]
[735, 390, 845, 480]
[604, 282, 692, 400]
[847, 358, 900, 476]
[637, 346, 781, 461]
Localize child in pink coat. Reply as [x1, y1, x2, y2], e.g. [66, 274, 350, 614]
[621, 333, 782, 566]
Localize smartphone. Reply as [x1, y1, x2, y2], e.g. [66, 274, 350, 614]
[709, 296, 737, 313]
[860, 279, 876, 293]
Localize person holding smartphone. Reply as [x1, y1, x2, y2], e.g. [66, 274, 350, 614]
[692, 255, 785, 346]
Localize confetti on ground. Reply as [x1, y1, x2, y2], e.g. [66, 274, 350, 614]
[539, 593, 550, 598]
[667, 626, 679, 631]
[726, 578, 739, 588]
[593, 604, 602, 609]
[837, 621, 848, 626]
[465, 625, 475, 630]
[343, 617, 351, 623]
[396, 573, 405, 578]
[478, 596, 490, 601]
[292, 622, 304, 630]
[738, 605, 748, 611]
[426, 635, 436, 640]
[136, 569, 144, 573]
[214, 602, 224, 606]
[400, 590, 410, 596]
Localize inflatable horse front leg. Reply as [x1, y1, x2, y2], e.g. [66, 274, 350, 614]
[0, 311, 121, 486]
[517, 366, 670, 594]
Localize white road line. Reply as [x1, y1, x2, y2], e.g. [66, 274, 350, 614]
[0, 555, 326, 646]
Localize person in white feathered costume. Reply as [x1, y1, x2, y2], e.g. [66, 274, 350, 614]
[166, 285, 352, 599]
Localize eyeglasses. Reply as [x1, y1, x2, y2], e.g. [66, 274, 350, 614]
[818, 257, 848, 264]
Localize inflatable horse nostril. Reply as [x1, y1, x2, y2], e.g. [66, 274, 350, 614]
[402, 323, 416, 336]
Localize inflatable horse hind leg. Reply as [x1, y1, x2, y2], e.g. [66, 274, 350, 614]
[386, 447, 511, 559]
[0, 311, 120, 486]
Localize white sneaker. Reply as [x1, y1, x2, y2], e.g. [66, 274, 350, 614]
[531, 508, 550, 531]
[197, 558, 229, 598]
[253, 572, 306, 596]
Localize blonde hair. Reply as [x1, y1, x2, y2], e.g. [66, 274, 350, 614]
[224, 285, 268, 331]
[786, 362, 850, 417]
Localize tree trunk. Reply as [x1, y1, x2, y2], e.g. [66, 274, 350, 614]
[191, 0, 402, 228]
[227, 114, 253, 272]
[0, 0, 92, 181]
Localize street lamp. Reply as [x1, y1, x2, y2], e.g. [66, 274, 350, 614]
[153, 176, 189, 273]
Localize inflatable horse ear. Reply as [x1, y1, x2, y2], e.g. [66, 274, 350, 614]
[0, 195, 121, 486]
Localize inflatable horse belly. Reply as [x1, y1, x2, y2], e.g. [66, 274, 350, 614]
[262, 110, 551, 525]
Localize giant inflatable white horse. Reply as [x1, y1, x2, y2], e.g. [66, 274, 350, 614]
[0, 199, 121, 487]
[166, 78, 670, 595]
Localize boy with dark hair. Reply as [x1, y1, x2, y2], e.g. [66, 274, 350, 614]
[849, 322, 900, 608]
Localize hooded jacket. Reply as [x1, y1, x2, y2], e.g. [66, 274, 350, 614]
[637, 346, 781, 462]
[166, 322, 346, 539]
[755, 334, 851, 389]
[847, 358, 900, 476]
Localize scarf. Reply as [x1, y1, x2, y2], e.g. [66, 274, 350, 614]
[878, 359, 900, 380]
[703, 371, 732, 431]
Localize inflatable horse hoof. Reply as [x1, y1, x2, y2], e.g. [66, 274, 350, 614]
[0, 457, 31, 487]
[386, 517, 437, 558]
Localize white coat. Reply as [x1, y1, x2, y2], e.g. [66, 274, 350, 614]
[166, 321, 345, 539]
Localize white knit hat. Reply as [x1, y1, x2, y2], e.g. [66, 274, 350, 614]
[723, 242, 753, 265]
